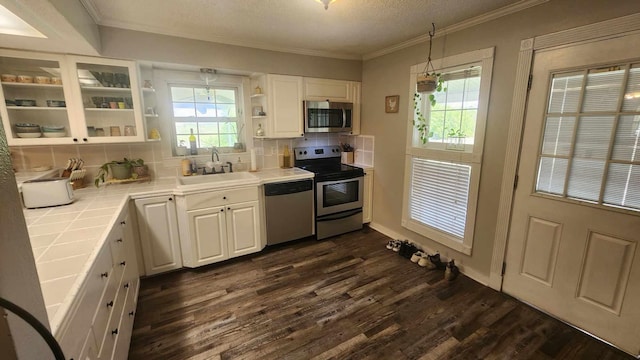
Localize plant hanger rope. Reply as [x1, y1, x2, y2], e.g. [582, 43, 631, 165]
[422, 23, 436, 76]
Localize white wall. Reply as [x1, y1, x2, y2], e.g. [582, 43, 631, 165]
[361, 0, 640, 278]
[99, 26, 362, 81]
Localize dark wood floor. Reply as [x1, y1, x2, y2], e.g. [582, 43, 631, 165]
[129, 227, 634, 360]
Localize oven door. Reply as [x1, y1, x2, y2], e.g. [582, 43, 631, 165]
[316, 176, 363, 217]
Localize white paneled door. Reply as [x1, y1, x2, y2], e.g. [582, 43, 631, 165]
[504, 33, 640, 356]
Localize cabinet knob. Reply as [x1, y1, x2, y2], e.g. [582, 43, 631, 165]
[73, 138, 78, 142]
[124, 282, 129, 289]
[82, 138, 88, 142]
[129, 311, 134, 317]
[106, 300, 114, 308]
[220, 209, 224, 212]
[169, 197, 173, 201]
[101, 272, 108, 278]
[111, 328, 118, 335]
[120, 261, 126, 266]
[223, 196, 227, 200]
[116, 238, 123, 243]
[120, 220, 126, 225]
[300, 134, 304, 137]
[227, 207, 231, 210]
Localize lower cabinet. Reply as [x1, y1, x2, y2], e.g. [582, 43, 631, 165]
[56, 206, 140, 360]
[363, 168, 374, 223]
[134, 195, 182, 275]
[177, 187, 263, 267]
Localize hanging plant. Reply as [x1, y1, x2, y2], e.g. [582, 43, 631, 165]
[413, 23, 447, 144]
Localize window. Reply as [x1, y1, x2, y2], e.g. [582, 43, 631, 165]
[170, 85, 240, 149]
[536, 63, 640, 211]
[402, 48, 494, 255]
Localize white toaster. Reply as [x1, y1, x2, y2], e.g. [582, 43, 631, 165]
[22, 177, 74, 208]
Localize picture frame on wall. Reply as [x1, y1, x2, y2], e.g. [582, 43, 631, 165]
[385, 95, 399, 113]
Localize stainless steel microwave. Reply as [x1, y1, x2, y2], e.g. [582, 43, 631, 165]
[304, 100, 353, 133]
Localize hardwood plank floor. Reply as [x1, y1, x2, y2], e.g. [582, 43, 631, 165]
[129, 227, 634, 359]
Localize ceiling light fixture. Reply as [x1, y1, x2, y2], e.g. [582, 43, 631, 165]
[315, 0, 338, 10]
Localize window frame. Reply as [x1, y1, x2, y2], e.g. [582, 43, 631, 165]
[402, 47, 494, 255]
[169, 83, 241, 151]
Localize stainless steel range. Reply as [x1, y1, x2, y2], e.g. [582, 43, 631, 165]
[294, 146, 364, 240]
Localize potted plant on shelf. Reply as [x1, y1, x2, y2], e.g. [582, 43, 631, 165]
[94, 158, 147, 187]
[446, 128, 466, 151]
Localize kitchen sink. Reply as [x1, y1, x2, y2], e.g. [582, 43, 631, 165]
[177, 171, 259, 189]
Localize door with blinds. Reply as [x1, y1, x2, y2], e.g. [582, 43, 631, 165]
[503, 33, 640, 356]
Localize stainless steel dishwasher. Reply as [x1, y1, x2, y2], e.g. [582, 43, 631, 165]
[264, 179, 314, 245]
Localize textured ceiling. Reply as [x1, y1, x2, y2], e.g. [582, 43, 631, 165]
[82, 0, 533, 59]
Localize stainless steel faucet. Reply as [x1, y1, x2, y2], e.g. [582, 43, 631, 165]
[211, 147, 220, 162]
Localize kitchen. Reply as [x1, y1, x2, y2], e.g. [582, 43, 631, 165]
[2, 0, 640, 359]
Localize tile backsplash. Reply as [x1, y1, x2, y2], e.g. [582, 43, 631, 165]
[9, 133, 375, 179]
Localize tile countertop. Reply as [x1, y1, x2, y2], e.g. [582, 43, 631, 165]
[22, 168, 314, 334]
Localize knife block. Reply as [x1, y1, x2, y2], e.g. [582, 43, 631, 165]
[341, 151, 354, 164]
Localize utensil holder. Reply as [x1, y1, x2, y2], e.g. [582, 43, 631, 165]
[341, 152, 354, 164]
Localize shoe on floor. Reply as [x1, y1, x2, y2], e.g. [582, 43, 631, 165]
[418, 253, 437, 269]
[410, 251, 424, 263]
[445, 259, 460, 281]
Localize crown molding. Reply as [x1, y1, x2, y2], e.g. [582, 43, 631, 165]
[362, 0, 549, 60]
[79, 0, 102, 24]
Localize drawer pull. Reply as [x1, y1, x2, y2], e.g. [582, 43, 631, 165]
[227, 207, 231, 210]
[223, 196, 227, 200]
[111, 328, 118, 335]
[106, 300, 114, 308]
[120, 261, 126, 266]
[129, 311, 135, 317]
[101, 272, 109, 278]
[124, 282, 129, 289]
[116, 238, 123, 243]
[120, 220, 126, 225]
[220, 209, 224, 212]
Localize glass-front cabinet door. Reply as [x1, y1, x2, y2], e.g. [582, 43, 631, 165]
[67, 56, 144, 143]
[0, 50, 76, 145]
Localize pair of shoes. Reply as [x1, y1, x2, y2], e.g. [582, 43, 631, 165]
[429, 253, 447, 270]
[445, 259, 460, 281]
[386, 239, 401, 252]
[410, 251, 424, 263]
[418, 253, 437, 269]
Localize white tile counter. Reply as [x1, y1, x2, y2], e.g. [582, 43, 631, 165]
[23, 169, 314, 333]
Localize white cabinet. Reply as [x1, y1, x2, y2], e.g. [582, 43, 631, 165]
[134, 195, 182, 275]
[0, 49, 145, 145]
[349, 81, 361, 135]
[363, 168, 374, 223]
[303, 78, 351, 102]
[56, 206, 140, 360]
[251, 74, 303, 138]
[226, 201, 262, 257]
[177, 186, 263, 267]
[185, 205, 227, 266]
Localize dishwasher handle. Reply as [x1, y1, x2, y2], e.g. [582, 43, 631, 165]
[264, 179, 313, 196]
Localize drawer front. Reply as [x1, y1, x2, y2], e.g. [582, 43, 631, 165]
[185, 186, 258, 210]
[92, 266, 120, 349]
[98, 285, 129, 359]
[113, 282, 137, 360]
[57, 245, 113, 359]
[78, 328, 97, 360]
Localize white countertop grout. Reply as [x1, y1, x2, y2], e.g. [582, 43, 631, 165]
[22, 168, 314, 334]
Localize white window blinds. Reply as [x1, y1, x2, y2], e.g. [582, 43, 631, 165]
[409, 158, 471, 239]
[536, 63, 640, 211]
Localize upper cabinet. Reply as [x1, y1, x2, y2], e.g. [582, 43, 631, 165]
[0, 50, 145, 145]
[251, 74, 304, 139]
[303, 77, 351, 102]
